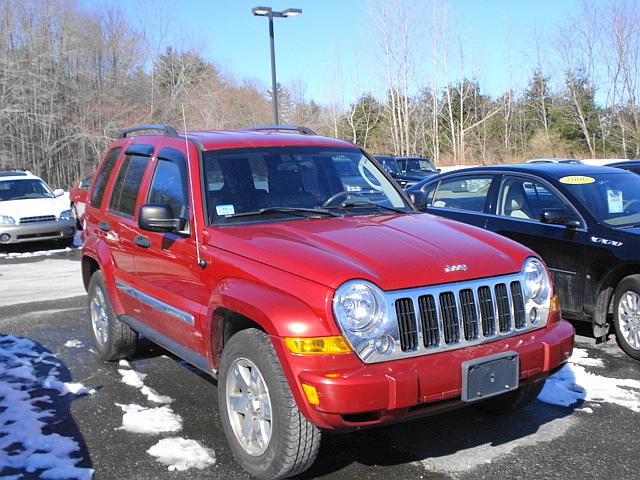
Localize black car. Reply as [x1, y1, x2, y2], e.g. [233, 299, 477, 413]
[608, 160, 640, 175]
[375, 155, 438, 188]
[407, 163, 640, 360]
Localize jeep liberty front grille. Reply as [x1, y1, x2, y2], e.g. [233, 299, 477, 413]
[393, 277, 530, 354]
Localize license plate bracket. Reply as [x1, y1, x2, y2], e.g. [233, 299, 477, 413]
[461, 351, 519, 402]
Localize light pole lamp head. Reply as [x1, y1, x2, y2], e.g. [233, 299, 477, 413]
[252, 6, 273, 16]
[282, 8, 302, 17]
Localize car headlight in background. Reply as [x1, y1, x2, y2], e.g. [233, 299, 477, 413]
[0, 215, 16, 225]
[333, 280, 396, 361]
[59, 209, 75, 221]
[522, 257, 552, 325]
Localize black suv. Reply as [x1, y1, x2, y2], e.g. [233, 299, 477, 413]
[375, 156, 438, 188]
[407, 163, 640, 360]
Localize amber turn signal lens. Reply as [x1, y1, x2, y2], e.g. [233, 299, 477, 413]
[550, 295, 560, 313]
[301, 383, 320, 405]
[284, 336, 351, 354]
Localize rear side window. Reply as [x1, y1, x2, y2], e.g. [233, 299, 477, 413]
[432, 176, 493, 212]
[148, 159, 188, 218]
[90, 148, 121, 207]
[109, 155, 150, 217]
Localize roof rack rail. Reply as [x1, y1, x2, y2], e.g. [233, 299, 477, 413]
[248, 125, 317, 135]
[117, 124, 179, 139]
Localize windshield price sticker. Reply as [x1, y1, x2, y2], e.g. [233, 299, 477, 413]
[607, 189, 623, 213]
[216, 204, 235, 216]
[559, 175, 596, 185]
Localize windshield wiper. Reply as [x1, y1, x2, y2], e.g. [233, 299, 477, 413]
[227, 207, 340, 219]
[327, 200, 407, 214]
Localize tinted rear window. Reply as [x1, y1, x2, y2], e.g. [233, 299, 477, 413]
[90, 148, 121, 208]
[109, 154, 150, 217]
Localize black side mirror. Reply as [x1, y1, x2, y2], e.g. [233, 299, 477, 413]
[409, 191, 428, 211]
[540, 208, 579, 228]
[138, 204, 181, 233]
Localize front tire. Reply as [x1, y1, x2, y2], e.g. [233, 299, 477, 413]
[476, 380, 545, 415]
[613, 276, 640, 360]
[218, 328, 320, 479]
[87, 271, 138, 361]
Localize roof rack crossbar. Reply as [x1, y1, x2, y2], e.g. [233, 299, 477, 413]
[117, 124, 179, 139]
[248, 125, 317, 135]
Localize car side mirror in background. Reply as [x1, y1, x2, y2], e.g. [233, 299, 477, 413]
[540, 208, 580, 228]
[53, 189, 64, 197]
[138, 204, 181, 233]
[409, 191, 428, 211]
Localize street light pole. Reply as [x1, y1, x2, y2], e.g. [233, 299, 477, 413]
[252, 6, 302, 126]
[268, 14, 279, 125]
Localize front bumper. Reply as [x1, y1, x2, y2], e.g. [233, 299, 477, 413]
[275, 318, 574, 430]
[0, 219, 76, 244]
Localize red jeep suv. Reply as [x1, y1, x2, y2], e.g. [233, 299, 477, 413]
[81, 124, 574, 479]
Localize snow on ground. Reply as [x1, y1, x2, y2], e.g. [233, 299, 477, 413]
[0, 255, 85, 307]
[538, 348, 640, 412]
[64, 340, 84, 348]
[0, 335, 94, 479]
[118, 367, 173, 404]
[116, 361, 216, 470]
[147, 437, 216, 472]
[116, 404, 183, 434]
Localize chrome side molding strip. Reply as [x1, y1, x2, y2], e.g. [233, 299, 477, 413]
[116, 280, 195, 326]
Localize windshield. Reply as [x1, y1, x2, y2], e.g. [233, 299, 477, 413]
[0, 179, 54, 201]
[203, 146, 411, 224]
[396, 158, 437, 176]
[562, 172, 640, 227]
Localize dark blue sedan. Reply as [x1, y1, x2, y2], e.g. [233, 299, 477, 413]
[407, 164, 640, 360]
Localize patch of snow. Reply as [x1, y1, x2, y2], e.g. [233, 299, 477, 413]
[538, 349, 640, 412]
[43, 376, 96, 396]
[116, 404, 183, 434]
[140, 385, 173, 404]
[118, 369, 146, 389]
[570, 348, 604, 368]
[118, 359, 130, 367]
[64, 340, 84, 348]
[0, 247, 73, 259]
[147, 437, 216, 471]
[0, 335, 94, 479]
[576, 407, 594, 414]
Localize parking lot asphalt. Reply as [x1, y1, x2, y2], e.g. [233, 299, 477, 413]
[1, 246, 639, 480]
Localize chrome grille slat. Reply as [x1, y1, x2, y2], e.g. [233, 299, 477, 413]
[395, 298, 418, 351]
[418, 295, 439, 348]
[459, 289, 479, 341]
[510, 281, 526, 329]
[495, 283, 511, 333]
[19, 215, 56, 224]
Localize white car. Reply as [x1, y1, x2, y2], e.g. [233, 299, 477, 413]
[0, 170, 76, 246]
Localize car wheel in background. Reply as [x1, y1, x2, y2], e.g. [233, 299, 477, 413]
[613, 275, 640, 361]
[87, 270, 138, 361]
[218, 328, 320, 479]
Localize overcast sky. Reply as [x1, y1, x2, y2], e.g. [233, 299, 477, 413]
[82, 0, 585, 104]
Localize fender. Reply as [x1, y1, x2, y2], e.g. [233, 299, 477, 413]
[204, 277, 339, 423]
[207, 276, 336, 337]
[592, 262, 640, 337]
[82, 235, 125, 315]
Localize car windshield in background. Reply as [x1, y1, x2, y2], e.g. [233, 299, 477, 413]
[203, 146, 411, 224]
[563, 172, 640, 228]
[397, 158, 437, 176]
[0, 179, 54, 201]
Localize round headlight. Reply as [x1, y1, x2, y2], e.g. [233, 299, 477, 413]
[333, 281, 385, 334]
[523, 258, 550, 304]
